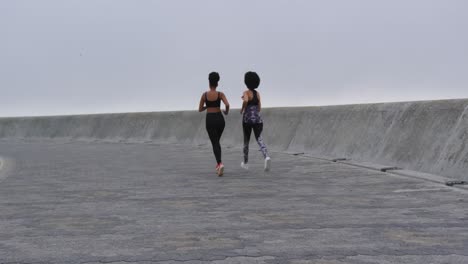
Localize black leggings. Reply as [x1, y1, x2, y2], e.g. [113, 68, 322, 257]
[206, 113, 225, 164]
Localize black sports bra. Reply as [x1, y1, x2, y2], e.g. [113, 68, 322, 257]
[247, 90, 259, 106]
[205, 92, 221, 108]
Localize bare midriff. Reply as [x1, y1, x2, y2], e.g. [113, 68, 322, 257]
[206, 107, 221, 113]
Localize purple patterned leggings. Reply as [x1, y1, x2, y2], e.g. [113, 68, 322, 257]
[242, 122, 268, 163]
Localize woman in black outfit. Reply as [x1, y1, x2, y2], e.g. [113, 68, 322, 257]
[198, 72, 230, 176]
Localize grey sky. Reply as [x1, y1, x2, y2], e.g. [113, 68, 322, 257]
[1, 0, 467, 117]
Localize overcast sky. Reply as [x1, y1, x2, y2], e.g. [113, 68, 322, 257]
[1, 0, 467, 117]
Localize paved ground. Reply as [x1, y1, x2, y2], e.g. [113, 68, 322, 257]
[0, 139, 467, 264]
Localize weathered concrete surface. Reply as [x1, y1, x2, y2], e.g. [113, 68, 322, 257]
[0, 140, 467, 263]
[0, 99, 467, 180]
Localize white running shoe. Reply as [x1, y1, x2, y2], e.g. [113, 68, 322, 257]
[217, 163, 224, 177]
[241, 162, 249, 170]
[264, 157, 271, 171]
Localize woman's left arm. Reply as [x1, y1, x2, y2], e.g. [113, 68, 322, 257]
[240, 91, 248, 114]
[198, 94, 206, 112]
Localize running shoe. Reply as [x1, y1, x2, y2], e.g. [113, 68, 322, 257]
[217, 163, 224, 176]
[264, 157, 271, 171]
[240, 162, 249, 170]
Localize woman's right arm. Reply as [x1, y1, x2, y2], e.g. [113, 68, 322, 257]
[220, 92, 230, 115]
[198, 94, 206, 112]
[257, 92, 262, 112]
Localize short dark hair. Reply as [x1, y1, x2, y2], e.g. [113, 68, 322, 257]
[244, 71, 260, 90]
[208, 72, 220, 87]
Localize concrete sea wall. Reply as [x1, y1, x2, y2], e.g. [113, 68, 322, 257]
[0, 99, 467, 180]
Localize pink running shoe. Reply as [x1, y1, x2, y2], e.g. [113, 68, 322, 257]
[217, 163, 224, 177]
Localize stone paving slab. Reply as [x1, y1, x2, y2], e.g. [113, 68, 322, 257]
[0, 140, 467, 263]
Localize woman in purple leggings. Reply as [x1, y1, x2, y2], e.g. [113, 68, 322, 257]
[240, 71, 271, 171]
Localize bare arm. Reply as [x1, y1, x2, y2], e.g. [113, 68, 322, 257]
[240, 91, 249, 114]
[221, 92, 230, 115]
[257, 91, 262, 112]
[198, 93, 206, 112]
